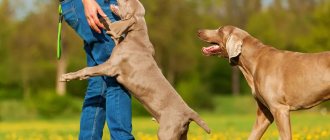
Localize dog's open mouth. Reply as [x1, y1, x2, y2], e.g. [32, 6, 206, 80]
[202, 42, 221, 56]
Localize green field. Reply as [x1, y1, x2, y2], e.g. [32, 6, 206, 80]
[1, 96, 329, 140]
[0, 113, 329, 140]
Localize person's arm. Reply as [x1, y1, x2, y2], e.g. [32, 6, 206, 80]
[82, 0, 107, 33]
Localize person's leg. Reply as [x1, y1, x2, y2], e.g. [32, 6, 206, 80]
[95, 1, 134, 139]
[104, 78, 134, 140]
[61, 0, 134, 139]
[86, 38, 134, 140]
[78, 42, 107, 140]
[60, 0, 110, 139]
[79, 84, 106, 140]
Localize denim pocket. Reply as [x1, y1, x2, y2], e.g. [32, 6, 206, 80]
[61, 0, 79, 29]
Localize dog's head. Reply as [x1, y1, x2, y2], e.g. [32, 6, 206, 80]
[198, 25, 249, 65]
[116, 0, 145, 20]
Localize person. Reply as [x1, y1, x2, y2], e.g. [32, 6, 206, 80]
[60, 0, 134, 139]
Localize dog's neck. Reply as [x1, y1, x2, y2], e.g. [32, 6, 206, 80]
[130, 16, 147, 31]
[239, 36, 270, 71]
[128, 17, 149, 40]
[236, 37, 269, 94]
[126, 16, 155, 55]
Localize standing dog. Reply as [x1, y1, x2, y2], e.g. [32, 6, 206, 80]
[198, 25, 330, 140]
[60, 0, 210, 139]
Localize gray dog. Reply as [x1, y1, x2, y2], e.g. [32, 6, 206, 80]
[60, 0, 210, 139]
[198, 25, 330, 140]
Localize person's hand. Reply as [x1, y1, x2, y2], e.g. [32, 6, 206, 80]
[82, 0, 106, 33]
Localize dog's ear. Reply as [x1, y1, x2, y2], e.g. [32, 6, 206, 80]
[226, 34, 242, 65]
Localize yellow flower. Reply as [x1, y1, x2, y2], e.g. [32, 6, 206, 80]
[321, 130, 328, 137]
[306, 134, 313, 140]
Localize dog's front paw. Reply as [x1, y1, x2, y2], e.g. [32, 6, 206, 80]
[59, 73, 79, 82]
[106, 30, 121, 38]
[79, 75, 90, 81]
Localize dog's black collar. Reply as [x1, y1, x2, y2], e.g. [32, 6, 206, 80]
[229, 55, 240, 66]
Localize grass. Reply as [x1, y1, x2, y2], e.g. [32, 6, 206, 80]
[0, 95, 329, 140]
[0, 113, 329, 140]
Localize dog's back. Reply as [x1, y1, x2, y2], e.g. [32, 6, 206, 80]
[250, 43, 330, 110]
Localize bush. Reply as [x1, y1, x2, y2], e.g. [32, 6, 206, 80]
[131, 97, 150, 117]
[29, 90, 82, 118]
[0, 88, 23, 101]
[212, 95, 256, 115]
[177, 76, 214, 111]
[0, 100, 37, 121]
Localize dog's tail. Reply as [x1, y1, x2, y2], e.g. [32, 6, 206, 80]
[190, 112, 211, 134]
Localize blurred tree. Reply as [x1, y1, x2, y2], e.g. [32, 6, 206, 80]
[0, 0, 19, 96]
[221, 0, 261, 95]
[288, 0, 330, 52]
[247, 0, 328, 52]
[1, 0, 328, 111]
[143, 0, 208, 85]
[287, 0, 318, 14]
[56, 41, 67, 96]
[7, 6, 54, 98]
[5, 0, 83, 98]
[0, 0, 12, 82]
[141, 0, 217, 109]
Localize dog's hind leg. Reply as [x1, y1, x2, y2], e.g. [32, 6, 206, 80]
[157, 119, 182, 140]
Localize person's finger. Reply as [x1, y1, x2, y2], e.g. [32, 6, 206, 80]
[89, 17, 101, 33]
[86, 16, 94, 29]
[97, 6, 107, 17]
[92, 15, 105, 30]
[95, 6, 106, 29]
[88, 11, 102, 33]
[87, 18, 92, 27]
[85, 11, 94, 27]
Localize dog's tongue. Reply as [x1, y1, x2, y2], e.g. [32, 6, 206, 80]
[202, 45, 220, 55]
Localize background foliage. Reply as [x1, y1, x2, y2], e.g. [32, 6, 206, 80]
[0, 0, 329, 119]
